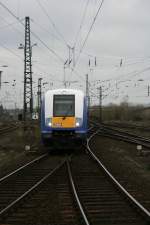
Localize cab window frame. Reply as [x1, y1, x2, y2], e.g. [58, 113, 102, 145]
[53, 94, 75, 117]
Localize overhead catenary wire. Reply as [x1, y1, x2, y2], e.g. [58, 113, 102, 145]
[66, 0, 105, 95]
[67, 0, 105, 96]
[0, 1, 65, 64]
[0, 16, 24, 32]
[17, 0, 20, 19]
[35, 0, 69, 48]
[30, 28, 65, 63]
[33, 64, 63, 82]
[0, 39, 57, 80]
[88, 64, 150, 103]
[0, 39, 64, 87]
[97, 72, 150, 101]
[0, 42, 62, 85]
[1, 1, 148, 105]
[0, 0, 104, 97]
[31, 20, 64, 44]
[0, 41, 24, 61]
[74, 0, 105, 68]
[73, 0, 90, 49]
[112, 66, 150, 84]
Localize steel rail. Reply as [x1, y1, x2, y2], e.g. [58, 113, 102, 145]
[103, 121, 150, 132]
[0, 126, 18, 134]
[100, 121, 150, 143]
[66, 159, 90, 225]
[102, 125, 150, 142]
[92, 120, 150, 148]
[87, 126, 94, 132]
[101, 129, 150, 148]
[0, 159, 66, 217]
[86, 130, 150, 221]
[0, 153, 48, 183]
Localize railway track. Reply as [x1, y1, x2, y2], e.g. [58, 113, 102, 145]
[68, 155, 148, 224]
[85, 132, 150, 224]
[0, 153, 68, 223]
[0, 130, 149, 224]
[90, 117, 150, 131]
[104, 121, 150, 132]
[0, 123, 18, 135]
[0, 151, 84, 225]
[91, 121, 150, 149]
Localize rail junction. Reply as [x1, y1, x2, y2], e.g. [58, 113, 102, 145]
[0, 128, 149, 224]
[0, 123, 19, 135]
[91, 121, 150, 149]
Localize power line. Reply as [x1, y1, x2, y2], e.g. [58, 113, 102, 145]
[74, 0, 105, 68]
[73, 0, 90, 49]
[17, 0, 20, 19]
[35, 0, 68, 47]
[94, 67, 150, 101]
[0, 16, 24, 32]
[0, 1, 65, 64]
[0, 41, 24, 61]
[67, 0, 105, 94]
[0, 22, 25, 41]
[31, 20, 61, 42]
[0, 42, 62, 84]
[112, 66, 150, 84]
[33, 64, 62, 82]
[0, 43, 62, 84]
[0, 1, 22, 22]
[30, 27, 65, 63]
[69, 68, 97, 98]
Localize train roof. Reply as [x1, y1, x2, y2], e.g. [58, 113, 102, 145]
[45, 89, 84, 96]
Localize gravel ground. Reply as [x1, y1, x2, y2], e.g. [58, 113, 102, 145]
[91, 134, 150, 211]
[1, 121, 150, 218]
[0, 126, 43, 178]
[105, 121, 150, 138]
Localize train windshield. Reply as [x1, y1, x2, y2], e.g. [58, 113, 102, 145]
[53, 95, 75, 117]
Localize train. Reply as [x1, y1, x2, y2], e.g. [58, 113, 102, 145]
[41, 88, 88, 147]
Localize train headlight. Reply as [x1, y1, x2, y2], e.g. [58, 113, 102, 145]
[76, 118, 82, 127]
[46, 118, 52, 127]
[76, 122, 80, 127]
[48, 122, 52, 126]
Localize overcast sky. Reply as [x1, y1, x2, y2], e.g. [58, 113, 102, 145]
[0, 0, 150, 108]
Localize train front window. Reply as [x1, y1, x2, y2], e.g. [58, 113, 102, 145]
[53, 95, 75, 117]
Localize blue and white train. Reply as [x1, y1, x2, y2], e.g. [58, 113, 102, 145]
[41, 89, 88, 147]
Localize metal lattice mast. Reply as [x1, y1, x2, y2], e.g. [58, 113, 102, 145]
[24, 16, 33, 121]
[86, 74, 89, 107]
[99, 86, 102, 123]
[37, 78, 42, 119]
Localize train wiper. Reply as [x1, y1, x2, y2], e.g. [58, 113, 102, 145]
[62, 106, 72, 120]
[62, 110, 69, 120]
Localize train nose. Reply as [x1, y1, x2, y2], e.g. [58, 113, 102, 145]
[52, 117, 76, 128]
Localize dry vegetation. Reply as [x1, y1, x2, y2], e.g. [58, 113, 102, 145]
[90, 101, 150, 122]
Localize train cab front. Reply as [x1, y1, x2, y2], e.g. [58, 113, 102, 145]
[41, 91, 87, 147]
